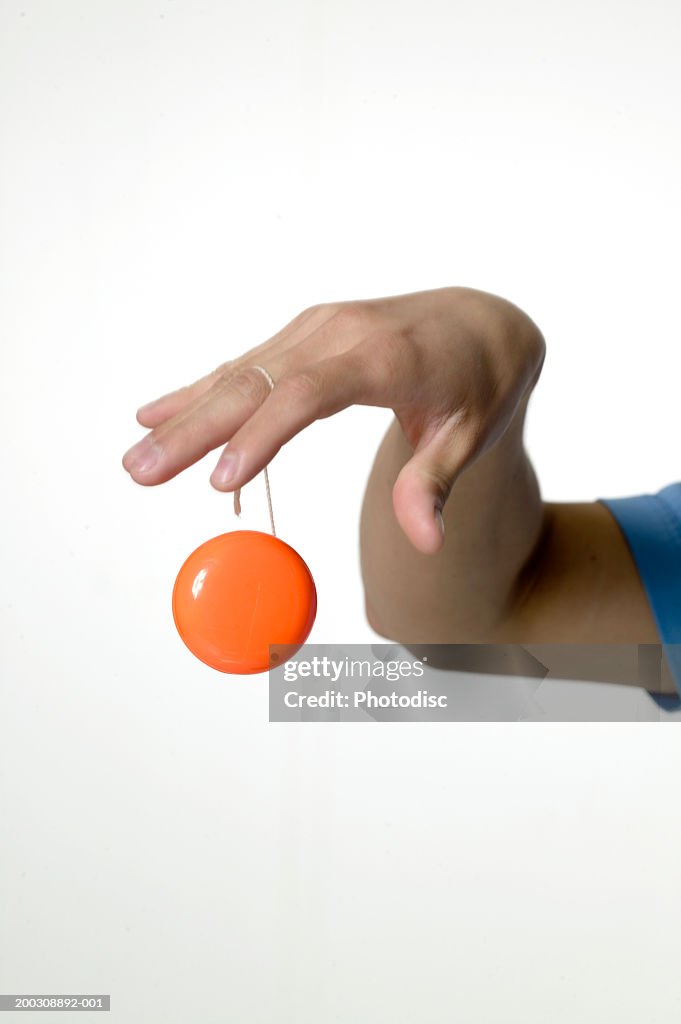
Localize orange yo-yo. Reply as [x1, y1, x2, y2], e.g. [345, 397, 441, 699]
[172, 530, 317, 674]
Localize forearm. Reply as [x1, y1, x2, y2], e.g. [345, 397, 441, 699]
[359, 384, 546, 643]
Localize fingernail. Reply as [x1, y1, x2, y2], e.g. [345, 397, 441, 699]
[435, 505, 445, 538]
[212, 450, 240, 487]
[124, 437, 160, 474]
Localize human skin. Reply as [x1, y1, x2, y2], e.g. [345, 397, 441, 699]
[121, 285, 677, 697]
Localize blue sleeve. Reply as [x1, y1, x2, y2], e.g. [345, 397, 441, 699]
[597, 482, 681, 710]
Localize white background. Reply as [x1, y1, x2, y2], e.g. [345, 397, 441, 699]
[2, 0, 681, 1020]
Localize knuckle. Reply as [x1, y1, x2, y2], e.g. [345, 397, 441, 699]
[279, 369, 323, 407]
[299, 302, 337, 323]
[431, 408, 483, 465]
[289, 304, 319, 326]
[301, 302, 336, 328]
[453, 410, 486, 461]
[425, 465, 454, 503]
[330, 300, 375, 332]
[366, 327, 413, 375]
[224, 366, 271, 404]
[280, 303, 334, 338]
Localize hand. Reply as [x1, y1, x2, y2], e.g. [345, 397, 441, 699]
[122, 286, 545, 555]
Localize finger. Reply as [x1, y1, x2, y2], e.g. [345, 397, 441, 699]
[122, 365, 276, 485]
[391, 412, 474, 555]
[135, 364, 229, 428]
[134, 305, 333, 428]
[209, 352, 369, 491]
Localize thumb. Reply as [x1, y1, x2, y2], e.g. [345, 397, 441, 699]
[392, 416, 472, 555]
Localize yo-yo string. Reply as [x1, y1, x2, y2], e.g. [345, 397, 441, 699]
[233, 365, 276, 537]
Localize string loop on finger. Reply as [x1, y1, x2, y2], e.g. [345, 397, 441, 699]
[233, 365, 276, 537]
